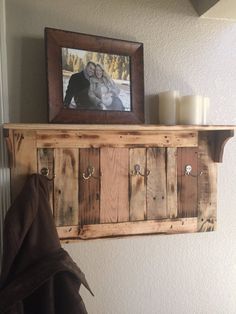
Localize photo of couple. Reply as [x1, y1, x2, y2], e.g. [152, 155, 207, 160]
[62, 48, 131, 112]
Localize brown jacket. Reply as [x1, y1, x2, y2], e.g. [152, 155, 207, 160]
[0, 174, 93, 314]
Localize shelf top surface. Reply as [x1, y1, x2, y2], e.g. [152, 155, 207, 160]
[3, 123, 236, 132]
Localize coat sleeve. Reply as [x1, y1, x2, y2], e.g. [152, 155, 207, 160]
[0, 175, 40, 287]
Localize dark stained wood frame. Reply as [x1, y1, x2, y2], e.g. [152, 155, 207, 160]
[45, 27, 144, 124]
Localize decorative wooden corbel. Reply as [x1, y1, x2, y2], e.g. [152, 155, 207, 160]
[212, 130, 234, 163]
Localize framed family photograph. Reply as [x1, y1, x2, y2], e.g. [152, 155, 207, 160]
[45, 27, 144, 124]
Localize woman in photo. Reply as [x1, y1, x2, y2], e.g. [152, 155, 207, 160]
[88, 64, 124, 111]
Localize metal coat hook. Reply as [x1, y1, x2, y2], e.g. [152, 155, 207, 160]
[184, 164, 203, 177]
[82, 166, 99, 180]
[40, 167, 56, 181]
[130, 164, 150, 177]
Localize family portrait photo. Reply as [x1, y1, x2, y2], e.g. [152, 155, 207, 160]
[46, 27, 144, 123]
[61, 48, 131, 112]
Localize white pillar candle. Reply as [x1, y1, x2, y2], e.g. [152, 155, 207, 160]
[202, 97, 210, 125]
[177, 95, 203, 125]
[158, 90, 179, 125]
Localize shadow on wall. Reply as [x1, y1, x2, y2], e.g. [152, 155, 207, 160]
[145, 94, 158, 124]
[19, 37, 48, 123]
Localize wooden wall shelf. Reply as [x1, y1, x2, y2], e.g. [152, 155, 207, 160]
[3, 124, 235, 241]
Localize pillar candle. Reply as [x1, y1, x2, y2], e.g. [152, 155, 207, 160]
[158, 90, 179, 125]
[202, 97, 210, 125]
[177, 95, 203, 125]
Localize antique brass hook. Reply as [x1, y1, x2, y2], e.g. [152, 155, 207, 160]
[82, 166, 99, 180]
[40, 167, 56, 181]
[184, 164, 203, 177]
[130, 164, 150, 177]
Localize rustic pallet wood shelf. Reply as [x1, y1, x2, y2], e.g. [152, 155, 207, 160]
[3, 123, 235, 241]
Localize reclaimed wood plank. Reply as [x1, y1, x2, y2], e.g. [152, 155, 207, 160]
[78, 217, 198, 239]
[36, 130, 198, 148]
[4, 123, 235, 131]
[147, 148, 167, 219]
[100, 147, 129, 223]
[166, 148, 178, 218]
[177, 147, 198, 217]
[197, 132, 217, 232]
[57, 225, 79, 239]
[10, 130, 37, 201]
[129, 148, 146, 221]
[79, 148, 100, 226]
[37, 148, 54, 210]
[54, 148, 79, 226]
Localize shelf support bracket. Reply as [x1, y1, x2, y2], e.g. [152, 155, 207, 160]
[212, 130, 234, 163]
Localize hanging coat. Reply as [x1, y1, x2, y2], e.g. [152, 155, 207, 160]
[0, 174, 93, 314]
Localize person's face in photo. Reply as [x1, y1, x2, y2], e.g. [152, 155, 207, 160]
[86, 63, 95, 77]
[95, 66, 103, 79]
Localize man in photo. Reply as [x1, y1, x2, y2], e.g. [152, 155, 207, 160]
[64, 61, 96, 109]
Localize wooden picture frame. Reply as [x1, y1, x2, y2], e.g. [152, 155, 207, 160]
[45, 28, 144, 124]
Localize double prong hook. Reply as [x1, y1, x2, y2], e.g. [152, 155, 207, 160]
[40, 167, 56, 181]
[184, 164, 203, 177]
[130, 164, 150, 177]
[82, 166, 99, 180]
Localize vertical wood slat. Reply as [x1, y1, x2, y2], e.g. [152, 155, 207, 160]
[11, 130, 37, 201]
[147, 148, 167, 219]
[37, 148, 54, 211]
[166, 148, 178, 218]
[197, 132, 217, 231]
[100, 147, 129, 223]
[177, 147, 198, 217]
[129, 148, 146, 221]
[79, 148, 100, 226]
[54, 149, 79, 226]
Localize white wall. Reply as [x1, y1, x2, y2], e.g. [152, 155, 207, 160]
[5, 0, 236, 313]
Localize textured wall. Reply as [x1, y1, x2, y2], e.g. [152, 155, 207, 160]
[5, 0, 236, 313]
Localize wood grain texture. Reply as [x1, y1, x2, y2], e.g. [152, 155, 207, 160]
[100, 147, 129, 223]
[54, 148, 79, 226]
[197, 132, 217, 232]
[4, 124, 234, 240]
[166, 148, 178, 218]
[36, 130, 198, 148]
[79, 148, 100, 226]
[129, 148, 146, 221]
[78, 217, 198, 239]
[177, 147, 198, 217]
[4, 123, 235, 131]
[147, 148, 166, 219]
[37, 148, 54, 210]
[11, 130, 37, 201]
[57, 225, 79, 239]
